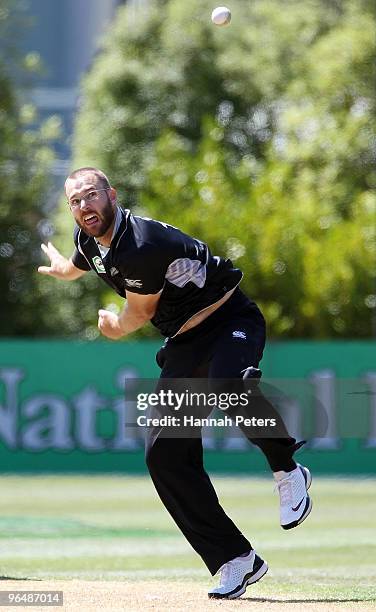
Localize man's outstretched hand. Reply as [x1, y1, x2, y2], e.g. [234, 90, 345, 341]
[38, 242, 86, 280]
[98, 309, 124, 340]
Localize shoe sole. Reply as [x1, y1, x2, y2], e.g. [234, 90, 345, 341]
[208, 557, 268, 599]
[281, 495, 313, 530]
[281, 465, 312, 530]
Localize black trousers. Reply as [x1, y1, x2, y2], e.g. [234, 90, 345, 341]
[145, 288, 300, 575]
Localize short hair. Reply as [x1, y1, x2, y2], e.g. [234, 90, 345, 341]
[65, 167, 111, 191]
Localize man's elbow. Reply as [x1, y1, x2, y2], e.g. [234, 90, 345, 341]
[138, 308, 156, 322]
[129, 306, 156, 323]
[125, 294, 160, 322]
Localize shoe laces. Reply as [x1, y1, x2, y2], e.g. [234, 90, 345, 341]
[218, 560, 234, 586]
[274, 474, 293, 505]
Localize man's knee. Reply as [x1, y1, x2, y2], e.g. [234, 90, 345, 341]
[214, 365, 262, 398]
[242, 366, 262, 383]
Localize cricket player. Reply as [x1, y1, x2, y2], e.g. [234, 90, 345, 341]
[38, 167, 312, 599]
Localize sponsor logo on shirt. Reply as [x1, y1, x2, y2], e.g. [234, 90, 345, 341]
[110, 267, 119, 276]
[125, 278, 143, 288]
[92, 256, 106, 274]
[232, 330, 246, 340]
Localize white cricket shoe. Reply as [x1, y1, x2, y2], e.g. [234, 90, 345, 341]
[274, 463, 312, 530]
[208, 550, 268, 599]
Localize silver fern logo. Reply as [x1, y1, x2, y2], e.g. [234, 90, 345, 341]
[92, 256, 106, 274]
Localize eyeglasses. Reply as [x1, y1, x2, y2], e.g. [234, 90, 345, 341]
[68, 188, 109, 209]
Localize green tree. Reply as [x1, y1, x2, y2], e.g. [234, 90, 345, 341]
[61, 0, 375, 338]
[0, 0, 61, 336]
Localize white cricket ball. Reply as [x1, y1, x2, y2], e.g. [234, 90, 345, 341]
[211, 6, 231, 27]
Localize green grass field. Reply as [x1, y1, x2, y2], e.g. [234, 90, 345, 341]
[0, 475, 375, 610]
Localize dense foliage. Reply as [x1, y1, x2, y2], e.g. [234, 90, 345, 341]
[0, 0, 60, 336]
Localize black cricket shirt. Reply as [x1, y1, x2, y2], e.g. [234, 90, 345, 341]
[71, 207, 243, 337]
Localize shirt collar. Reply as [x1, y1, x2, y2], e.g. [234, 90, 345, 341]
[95, 206, 123, 258]
[95, 206, 122, 246]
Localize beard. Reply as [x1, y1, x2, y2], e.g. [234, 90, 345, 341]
[76, 194, 115, 239]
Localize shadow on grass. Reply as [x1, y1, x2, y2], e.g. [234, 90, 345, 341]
[0, 576, 40, 581]
[244, 597, 376, 603]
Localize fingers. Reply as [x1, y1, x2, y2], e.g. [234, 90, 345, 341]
[37, 265, 52, 275]
[41, 242, 60, 257]
[47, 241, 60, 255]
[41, 243, 54, 263]
[98, 309, 117, 329]
[40, 242, 62, 277]
[98, 310, 108, 329]
[97, 311, 122, 340]
[98, 314, 110, 337]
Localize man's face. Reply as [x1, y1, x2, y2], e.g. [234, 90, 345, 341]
[65, 174, 116, 238]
